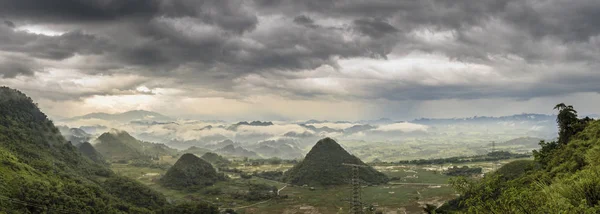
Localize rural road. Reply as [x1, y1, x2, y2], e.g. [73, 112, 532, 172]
[277, 184, 288, 195]
[389, 182, 449, 186]
[220, 184, 288, 211]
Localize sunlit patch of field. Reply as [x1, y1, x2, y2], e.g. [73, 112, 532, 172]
[247, 182, 455, 214]
[234, 163, 295, 173]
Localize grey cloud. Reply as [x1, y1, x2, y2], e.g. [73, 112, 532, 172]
[293, 15, 313, 25]
[353, 18, 398, 38]
[4, 21, 15, 28]
[502, 0, 600, 42]
[1, 0, 600, 104]
[0, 0, 162, 22]
[0, 61, 35, 78]
[293, 15, 318, 28]
[0, 0, 257, 34]
[0, 26, 113, 60]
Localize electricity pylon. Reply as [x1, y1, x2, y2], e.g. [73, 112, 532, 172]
[342, 163, 368, 214]
[491, 141, 497, 171]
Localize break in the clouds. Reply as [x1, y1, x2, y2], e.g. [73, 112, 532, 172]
[0, 0, 599, 120]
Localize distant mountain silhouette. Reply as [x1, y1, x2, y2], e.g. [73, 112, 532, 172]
[227, 121, 274, 130]
[215, 144, 260, 159]
[252, 139, 304, 159]
[412, 113, 556, 125]
[57, 125, 92, 146]
[67, 110, 172, 122]
[182, 146, 211, 156]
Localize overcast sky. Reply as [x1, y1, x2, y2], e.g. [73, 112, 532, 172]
[0, 0, 599, 121]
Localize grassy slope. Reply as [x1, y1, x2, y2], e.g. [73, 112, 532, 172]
[440, 120, 600, 213]
[0, 87, 169, 213]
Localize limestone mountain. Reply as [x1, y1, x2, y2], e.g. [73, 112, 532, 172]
[201, 152, 231, 167]
[283, 137, 388, 186]
[94, 130, 177, 162]
[183, 146, 211, 156]
[160, 153, 226, 189]
[77, 142, 107, 165]
[57, 125, 92, 146]
[251, 139, 304, 159]
[67, 110, 173, 122]
[215, 144, 261, 159]
[227, 121, 274, 130]
[203, 139, 238, 150]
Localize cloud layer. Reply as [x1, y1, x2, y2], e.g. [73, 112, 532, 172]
[1, 0, 599, 119]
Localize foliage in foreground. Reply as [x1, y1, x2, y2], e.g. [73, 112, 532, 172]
[438, 103, 599, 213]
[0, 86, 214, 213]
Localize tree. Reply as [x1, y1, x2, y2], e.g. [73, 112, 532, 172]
[554, 103, 579, 145]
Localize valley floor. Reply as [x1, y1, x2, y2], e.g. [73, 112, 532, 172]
[110, 157, 531, 213]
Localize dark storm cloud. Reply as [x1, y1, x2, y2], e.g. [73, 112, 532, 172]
[292, 15, 320, 29]
[0, 0, 257, 34]
[501, 0, 600, 42]
[0, 61, 35, 78]
[1, 0, 600, 103]
[353, 18, 398, 38]
[293, 15, 314, 25]
[0, 25, 113, 60]
[3, 21, 15, 28]
[0, 0, 162, 22]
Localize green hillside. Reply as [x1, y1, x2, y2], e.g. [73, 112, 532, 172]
[182, 146, 210, 156]
[201, 152, 231, 167]
[94, 130, 177, 162]
[283, 137, 388, 186]
[160, 153, 227, 189]
[77, 142, 107, 165]
[439, 104, 598, 213]
[0, 87, 177, 213]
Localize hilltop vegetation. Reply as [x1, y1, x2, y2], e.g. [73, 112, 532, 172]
[0, 87, 217, 213]
[215, 144, 261, 159]
[395, 151, 531, 165]
[283, 137, 388, 186]
[0, 87, 159, 212]
[77, 142, 107, 165]
[439, 103, 598, 213]
[94, 130, 177, 162]
[160, 153, 228, 190]
[201, 152, 231, 167]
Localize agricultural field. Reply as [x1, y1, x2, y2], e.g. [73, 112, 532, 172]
[110, 154, 532, 213]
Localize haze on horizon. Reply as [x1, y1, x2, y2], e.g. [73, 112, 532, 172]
[1, 0, 600, 121]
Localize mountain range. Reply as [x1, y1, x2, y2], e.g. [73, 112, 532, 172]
[65, 110, 173, 122]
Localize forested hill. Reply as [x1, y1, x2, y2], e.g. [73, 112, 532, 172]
[0, 87, 216, 213]
[95, 129, 178, 162]
[283, 137, 388, 186]
[438, 104, 598, 213]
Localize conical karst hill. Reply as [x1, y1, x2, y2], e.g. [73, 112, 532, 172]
[160, 153, 226, 189]
[283, 137, 388, 186]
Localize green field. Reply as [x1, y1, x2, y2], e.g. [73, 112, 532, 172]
[110, 162, 458, 213]
[109, 157, 532, 213]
